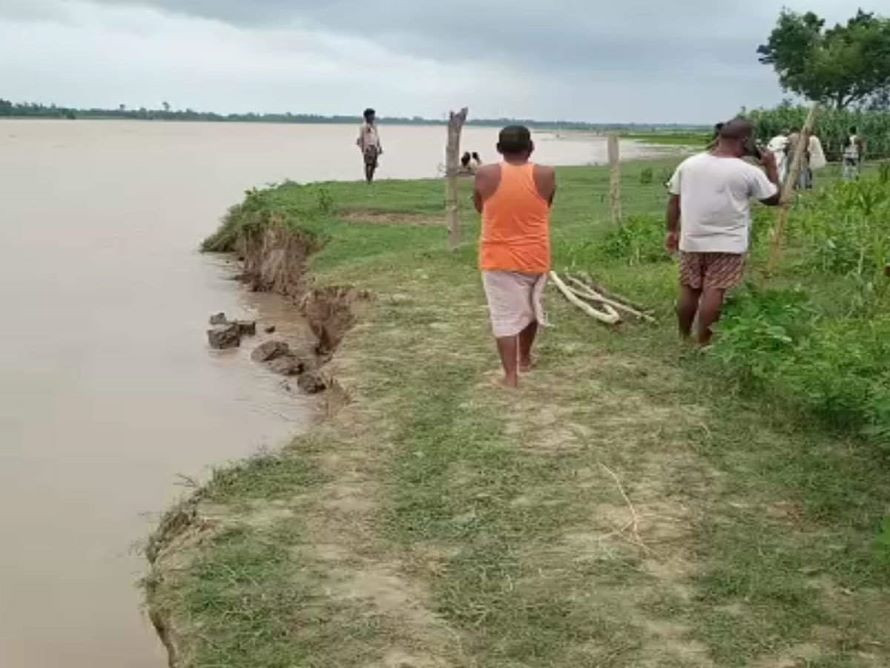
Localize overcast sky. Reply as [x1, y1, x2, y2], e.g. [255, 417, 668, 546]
[0, 0, 868, 123]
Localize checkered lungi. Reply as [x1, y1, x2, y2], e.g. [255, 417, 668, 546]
[679, 252, 745, 291]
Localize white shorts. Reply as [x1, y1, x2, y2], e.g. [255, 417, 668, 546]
[482, 271, 548, 338]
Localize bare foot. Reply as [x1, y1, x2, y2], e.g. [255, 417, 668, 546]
[519, 357, 536, 373]
[489, 373, 519, 389]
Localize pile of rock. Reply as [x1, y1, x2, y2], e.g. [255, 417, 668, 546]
[251, 340, 327, 394]
[206, 313, 257, 349]
[206, 313, 327, 394]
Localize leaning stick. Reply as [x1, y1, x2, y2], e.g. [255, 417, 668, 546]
[550, 271, 620, 324]
[565, 276, 656, 323]
[768, 103, 819, 274]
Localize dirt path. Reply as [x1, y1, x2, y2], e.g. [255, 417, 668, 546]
[146, 251, 889, 667]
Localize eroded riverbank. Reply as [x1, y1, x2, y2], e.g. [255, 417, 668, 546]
[144, 166, 890, 667]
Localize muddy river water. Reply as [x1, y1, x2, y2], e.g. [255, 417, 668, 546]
[0, 120, 658, 667]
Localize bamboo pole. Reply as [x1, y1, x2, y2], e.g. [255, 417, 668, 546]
[767, 104, 819, 274]
[608, 133, 622, 226]
[550, 271, 621, 325]
[565, 275, 656, 323]
[445, 107, 469, 249]
[576, 271, 651, 314]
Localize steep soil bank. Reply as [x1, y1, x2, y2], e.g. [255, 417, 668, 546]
[144, 221, 363, 667]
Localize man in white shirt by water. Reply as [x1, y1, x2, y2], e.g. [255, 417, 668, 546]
[665, 118, 781, 345]
[356, 108, 383, 183]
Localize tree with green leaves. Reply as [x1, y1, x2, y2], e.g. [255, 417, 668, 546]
[758, 9, 890, 110]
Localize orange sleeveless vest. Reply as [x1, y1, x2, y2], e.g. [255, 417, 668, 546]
[480, 162, 551, 273]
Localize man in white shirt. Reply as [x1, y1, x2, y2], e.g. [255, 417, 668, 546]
[665, 118, 781, 345]
[356, 108, 383, 183]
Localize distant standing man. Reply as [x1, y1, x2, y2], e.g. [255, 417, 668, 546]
[474, 126, 556, 388]
[666, 118, 781, 345]
[357, 108, 382, 183]
[842, 126, 866, 181]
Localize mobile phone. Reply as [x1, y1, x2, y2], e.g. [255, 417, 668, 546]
[744, 136, 764, 161]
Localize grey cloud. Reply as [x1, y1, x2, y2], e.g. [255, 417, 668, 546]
[0, 0, 861, 122]
[83, 0, 792, 76]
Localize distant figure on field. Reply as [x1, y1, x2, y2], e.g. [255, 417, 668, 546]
[807, 132, 827, 185]
[474, 126, 557, 388]
[767, 130, 789, 183]
[843, 126, 866, 181]
[666, 118, 780, 345]
[356, 108, 382, 183]
[460, 151, 484, 174]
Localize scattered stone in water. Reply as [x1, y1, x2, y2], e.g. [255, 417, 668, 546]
[209, 312, 227, 325]
[265, 325, 277, 334]
[251, 340, 290, 362]
[235, 320, 257, 336]
[268, 354, 304, 377]
[207, 323, 240, 349]
[298, 371, 327, 394]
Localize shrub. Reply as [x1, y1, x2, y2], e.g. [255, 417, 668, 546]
[599, 215, 667, 265]
[202, 188, 267, 252]
[639, 168, 654, 185]
[314, 186, 334, 214]
[713, 287, 890, 455]
[713, 287, 814, 389]
[791, 177, 890, 300]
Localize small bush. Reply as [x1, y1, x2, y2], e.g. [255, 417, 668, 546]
[201, 203, 244, 252]
[639, 168, 654, 185]
[790, 177, 890, 304]
[315, 187, 334, 214]
[714, 287, 814, 389]
[599, 215, 667, 265]
[714, 287, 890, 454]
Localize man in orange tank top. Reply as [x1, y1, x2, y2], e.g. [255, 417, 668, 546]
[474, 126, 557, 388]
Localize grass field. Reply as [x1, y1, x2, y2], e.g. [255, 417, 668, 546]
[147, 159, 890, 667]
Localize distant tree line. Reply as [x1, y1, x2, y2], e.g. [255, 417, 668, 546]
[0, 98, 705, 133]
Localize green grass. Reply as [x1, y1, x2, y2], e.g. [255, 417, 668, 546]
[148, 159, 890, 667]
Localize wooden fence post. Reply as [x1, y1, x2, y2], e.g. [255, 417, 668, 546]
[446, 107, 469, 249]
[608, 133, 622, 225]
[767, 104, 819, 274]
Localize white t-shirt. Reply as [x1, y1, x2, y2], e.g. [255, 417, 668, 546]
[668, 153, 777, 254]
[357, 122, 381, 152]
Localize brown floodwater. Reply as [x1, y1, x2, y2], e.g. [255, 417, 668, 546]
[0, 120, 659, 667]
